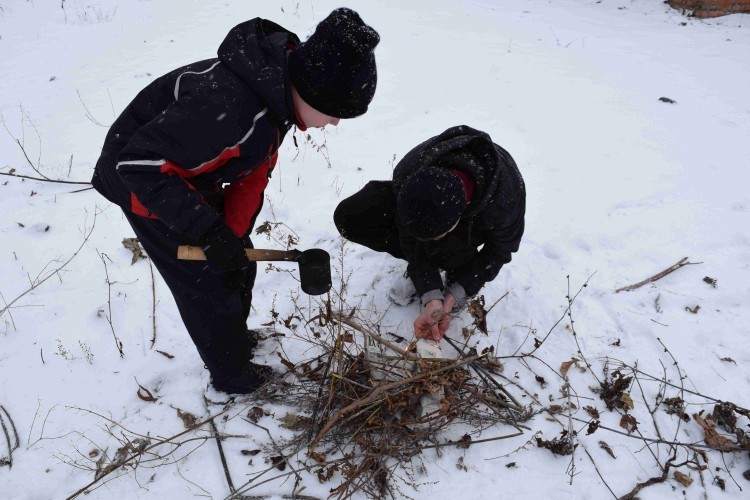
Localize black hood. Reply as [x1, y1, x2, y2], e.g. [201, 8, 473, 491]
[393, 125, 508, 219]
[218, 18, 300, 124]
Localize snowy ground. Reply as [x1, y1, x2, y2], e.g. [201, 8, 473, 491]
[1, 0, 749, 498]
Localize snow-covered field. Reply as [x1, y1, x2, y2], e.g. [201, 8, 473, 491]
[1, 0, 749, 498]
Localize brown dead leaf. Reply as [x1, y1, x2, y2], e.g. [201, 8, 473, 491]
[122, 238, 147, 265]
[467, 295, 488, 334]
[715, 477, 726, 491]
[456, 433, 472, 449]
[247, 406, 265, 423]
[175, 408, 197, 428]
[136, 384, 158, 402]
[276, 352, 296, 372]
[536, 430, 575, 456]
[693, 413, 735, 448]
[598, 440, 616, 459]
[584, 406, 600, 419]
[673, 471, 693, 487]
[560, 358, 579, 378]
[547, 405, 564, 415]
[620, 393, 634, 410]
[586, 420, 600, 435]
[270, 455, 286, 471]
[279, 413, 312, 431]
[155, 350, 175, 359]
[619, 414, 638, 433]
[308, 450, 327, 464]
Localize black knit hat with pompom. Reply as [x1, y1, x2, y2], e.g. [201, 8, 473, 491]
[288, 8, 379, 118]
[397, 167, 467, 240]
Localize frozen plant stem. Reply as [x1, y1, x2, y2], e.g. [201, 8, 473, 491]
[98, 252, 124, 358]
[615, 257, 701, 293]
[0, 215, 97, 320]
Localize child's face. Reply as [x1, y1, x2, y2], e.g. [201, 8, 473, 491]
[292, 86, 341, 129]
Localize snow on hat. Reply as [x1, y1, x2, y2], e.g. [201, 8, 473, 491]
[288, 8, 379, 119]
[397, 167, 467, 240]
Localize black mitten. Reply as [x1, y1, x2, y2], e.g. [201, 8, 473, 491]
[199, 222, 248, 273]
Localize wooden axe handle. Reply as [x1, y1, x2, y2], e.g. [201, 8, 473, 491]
[177, 245, 298, 262]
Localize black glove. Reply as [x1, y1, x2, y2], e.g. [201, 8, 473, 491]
[199, 222, 249, 274]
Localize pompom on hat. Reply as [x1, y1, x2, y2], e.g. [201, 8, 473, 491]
[288, 8, 379, 119]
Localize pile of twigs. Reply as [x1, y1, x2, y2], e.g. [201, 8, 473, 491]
[236, 314, 531, 499]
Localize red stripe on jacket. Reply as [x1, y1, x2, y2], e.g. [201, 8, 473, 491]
[130, 192, 160, 218]
[224, 150, 278, 237]
[160, 146, 241, 178]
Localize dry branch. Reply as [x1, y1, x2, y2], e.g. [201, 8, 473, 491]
[98, 252, 124, 358]
[334, 316, 416, 359]
[0, 405, 20, 468]
[0, 171, 91, 185]
[209, 418, 235, 495]
[0, 215, 97, 319]
[65, 407, 232, 499]
[615, 257, 700, 293]
[148, 258, 157, 348]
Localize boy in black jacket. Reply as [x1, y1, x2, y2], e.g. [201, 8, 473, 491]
[92, 9, 379, 394]
[334, 125, 525, 341]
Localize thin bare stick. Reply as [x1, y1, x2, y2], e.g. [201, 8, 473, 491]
[582, 445, 618, 499]
[334, 315, 417, 359]
[523, 273, 595, 356]
[611, 362, 750, 414]
[66, 408, 233, 500]
[0, 406, 19, 450]
[570, 416, 744, 452]
[208, 417, 235, 495]
[243, 419, 305, 493]
[485, 289, 511, 314]
[230, 456, 356, 499]
[0, 171, 91, 185]
[0, 215, 96, 318]
[615, 257, 701, 293]
[148, 258, 157, 348]
[76, 89, 110, 127]
[420, 431, 524, 451]
[1, 108, 51, 180]
[0, 292, 17, 330]
[98, 252, 124, 358]
[618, 454, 693, 500]
[0, 405, 20, 468]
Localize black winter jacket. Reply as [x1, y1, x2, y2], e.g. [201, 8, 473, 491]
[392, 125, 526, 299]
[92, 19, 302, 242]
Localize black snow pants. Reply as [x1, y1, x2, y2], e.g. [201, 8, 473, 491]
[123, 211, 256, 385]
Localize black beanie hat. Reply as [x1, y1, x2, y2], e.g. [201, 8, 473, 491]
[288, 8, 379, 119]
[397, 167, 467, 240]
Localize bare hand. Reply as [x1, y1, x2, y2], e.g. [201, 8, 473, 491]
[438, 293, 457, 335]
[414, 299, 447, 341]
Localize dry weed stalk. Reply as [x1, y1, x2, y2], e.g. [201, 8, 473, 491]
[0, 212, 97, 325]
[63, 404, 246, 499]
[0, 107, 91, 185]
[0, 405, 20, 468]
